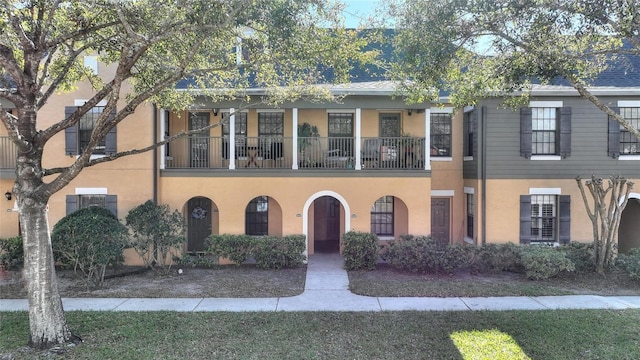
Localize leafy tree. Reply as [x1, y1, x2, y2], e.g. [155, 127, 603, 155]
[0, 0, 369, 349]
[126, 200, 186, 270]
[51, 206, 129, 288]
[386, 0, 640, 135]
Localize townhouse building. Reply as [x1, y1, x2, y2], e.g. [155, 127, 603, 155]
[2, 54, 640, 264]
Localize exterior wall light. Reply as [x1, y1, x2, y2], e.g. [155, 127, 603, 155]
[4, 191, 11, 201]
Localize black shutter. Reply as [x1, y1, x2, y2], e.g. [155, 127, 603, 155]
[519, 195, 532, 244]
[558, 107, 571, 158]
[558, 195, 571, 245]
[463, 112, 469, 157]
[64, 106, 78, 155]
[104, 108, 117, 155]
[66, 195, 78, 215]
[471, 109, 478, 157]
[520, 108, 532, 158]
[608, 107, 620, 158]
[106, 195, 117, 217]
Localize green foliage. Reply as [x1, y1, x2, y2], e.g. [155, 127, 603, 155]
[382, 235, 470, 274]
[473, 243, 524, 273]
[207, 234, 306, 269]
[0, 236, 23, 270]
[342, 231, 379, 271]
[519, 246, 575, 280]
[207, 234, 257, 265]
[253, 235, 306, 270]
[617, 248, 640, 281]
[126, 200, 186, 270]
[560, 242, 595, 272]
[51, 207, 129, 288]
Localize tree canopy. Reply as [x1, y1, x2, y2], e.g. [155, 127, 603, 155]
[386, 0, 640, 134]
[0, 0, 371, 349]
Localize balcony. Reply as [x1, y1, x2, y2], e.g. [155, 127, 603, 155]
[164, 136, 426, 170]
[0, 136, 17, 171]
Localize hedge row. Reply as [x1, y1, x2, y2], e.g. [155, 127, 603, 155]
[206, 234, 306, 269]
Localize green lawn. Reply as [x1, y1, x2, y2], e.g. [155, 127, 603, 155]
[2, 310, 640, 359]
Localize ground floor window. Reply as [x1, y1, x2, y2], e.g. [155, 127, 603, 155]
[520, 194, 570, 245]
[531, 195, 557, 242]
[66, 194, 117, 216]
[246, 196, 269, 236]
[371, 196, 394, 236]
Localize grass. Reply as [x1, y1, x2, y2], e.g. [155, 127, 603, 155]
[2, 310, 640, 359]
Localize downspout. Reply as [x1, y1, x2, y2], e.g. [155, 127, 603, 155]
[152, 103, 158, 204]
[481, 106, 487, 245]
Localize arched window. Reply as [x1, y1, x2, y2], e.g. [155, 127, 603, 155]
[371, 196, 394, 236]
[246, 196, 269, 235]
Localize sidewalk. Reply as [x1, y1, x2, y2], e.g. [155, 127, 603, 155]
[2, 253, 640, 312]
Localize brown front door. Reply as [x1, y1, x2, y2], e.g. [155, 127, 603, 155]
[314, 196, 341, 253]
[431, 198, 450, 245]
[187, 197, 212, 252]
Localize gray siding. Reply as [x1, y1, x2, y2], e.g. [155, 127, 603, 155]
[480, 97, 640, 179]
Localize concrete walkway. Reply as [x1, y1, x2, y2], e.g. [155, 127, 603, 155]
[2, 253, 640, 312]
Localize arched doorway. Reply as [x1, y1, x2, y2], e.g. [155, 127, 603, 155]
[313, 196, 342, 253]
[185, 197, 217, 252]
[303, 191, 351, 256]
[619, 195, 640, 254]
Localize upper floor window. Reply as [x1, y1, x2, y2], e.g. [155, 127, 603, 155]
[64, 105, 116, 156]
[258, 112, 284, 139]
[222, 112, 248, 137]
[609, 107, 640, 157]
[328, 112, 354, 157]
[431, 113, 451, 157]
[520, 105, 571, 159]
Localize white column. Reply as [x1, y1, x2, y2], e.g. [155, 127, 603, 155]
[424, 108, 431, 171]
[229, 108, 236, 170]
[292, 108, 299, 170]
[160, 109, 166, 170]
[355, 108, 362, 170]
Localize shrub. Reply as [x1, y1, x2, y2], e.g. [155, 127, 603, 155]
[617, 248, 640, 281]
[560, 242, 595, 272]
[207, 234, 256, 265]
[0, 236, 23, 270]
[126, 200, 186, 270]
[253, 235, 306, 269]
[342, 231, 379, 271]
[479, 243, 524, 272]
[52, 207, 129, 288]
[519, 245, 575, 280]
[382, 235, 470, 274]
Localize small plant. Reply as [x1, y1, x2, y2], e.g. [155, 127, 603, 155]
[0, 236, 23, 270]
[126, 200, 186, 271]
[342, 231, 379, 271]
[617, 248, 640, 281]
[519, 245, 575, 280]
[253, 235, 306, 269]
[52, 207, 129, 288]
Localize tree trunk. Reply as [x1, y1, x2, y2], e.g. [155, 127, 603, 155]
[20, 198, 74, 349]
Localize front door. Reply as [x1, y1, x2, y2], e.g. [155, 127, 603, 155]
[431, 198, 450, 245]
[189, 112, 210, 168]
[187, 197, 212, 252]
[314, 196, 341, 253]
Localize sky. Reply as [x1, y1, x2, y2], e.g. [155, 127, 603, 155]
[340, 0, 385, 28]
